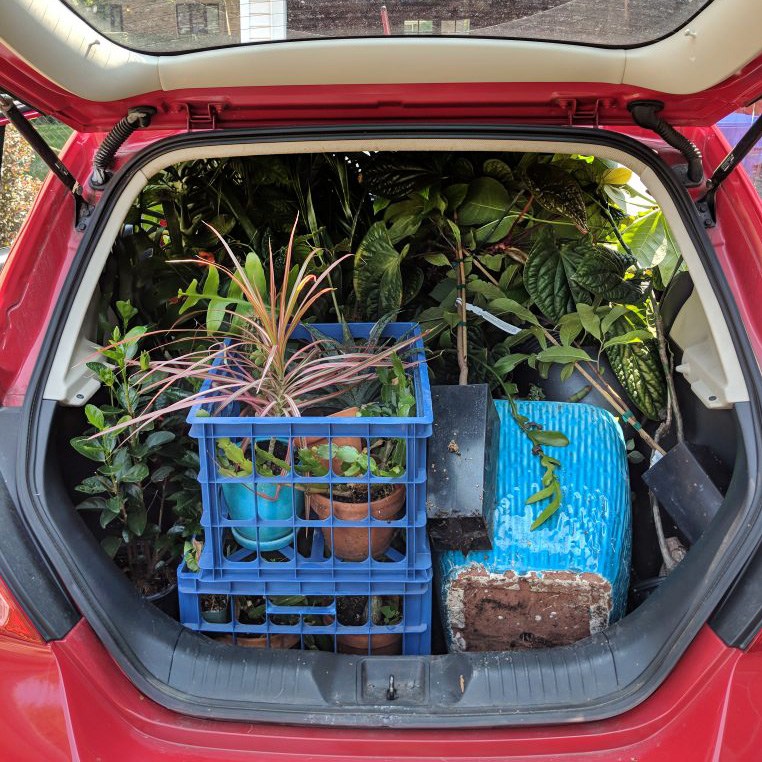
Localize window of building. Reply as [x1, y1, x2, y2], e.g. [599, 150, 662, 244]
[176, 3, 208, 36]
[109, 4, 123, 33]
[403, 20, 434, 35]
[205, 3, 220, 34]
[441, 19, 471, 34]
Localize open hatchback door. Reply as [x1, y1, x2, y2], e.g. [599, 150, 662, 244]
[1, 0, 762, 131]
[2, 0, 762, 749]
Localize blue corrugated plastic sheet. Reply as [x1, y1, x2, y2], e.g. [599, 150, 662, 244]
[437, 400, 632, 623]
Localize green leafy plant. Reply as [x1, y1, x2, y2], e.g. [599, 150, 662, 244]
[70, 302, 201, 592]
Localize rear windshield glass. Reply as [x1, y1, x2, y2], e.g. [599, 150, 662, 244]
[61, 0, 713, 54]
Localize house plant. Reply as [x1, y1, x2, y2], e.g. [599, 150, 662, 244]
[70, 302, 202, 605]
[328, 595, 403, 655]
[297, 354, 415, 561]
[94, 221, 421, 555]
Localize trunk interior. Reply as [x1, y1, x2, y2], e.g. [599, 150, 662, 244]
[21, 127, 761, 726]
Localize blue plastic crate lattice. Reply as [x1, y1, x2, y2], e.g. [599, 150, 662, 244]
[180, 322, 433, 648]
[177, 561, 431, 655]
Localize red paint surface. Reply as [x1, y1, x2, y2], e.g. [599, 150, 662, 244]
[1, 44, 761, 131]
[1, 71, 762, 756]
[0, 620, 758, 760]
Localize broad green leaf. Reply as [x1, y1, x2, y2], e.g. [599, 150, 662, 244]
[70, 436, 106, 463]
[557, 312, 583, 346]
[524, 163, 588, 233]
[115, 300, 138, 325]
[244, 252, 267, 297]
[127, 507, 147, 536]
[479, 253, 505, 271]
[122, 325, 147, 360]
[466, 280, 504, 301]
[402, 266, 424, 305]
[536, 346, 593, 365]
[101, 536, 122, 558]
[600, 304, 630, 337]
[354, 222, 405, 319]
[145, 431, 176, 450]
[529, 484, 562, 530]
[121, 464, 150, 484]
[488, 297, 539, 326]
[85, 404, 106, 431]
[423, 252, 451, 267]
[444, 183, 469, 211]
[523, 232, 591, 321]
[576, 303, 602, 340]
[602, 167, 633, 186]
[482, 158, 514, 185]
[151, 465, 175, 483]
[571, 242, 644, 304]
[457, 177, 511, 227]
[605, 309, 667, 420]
[528, 430, 570, 448]
[75, 476, 110, 495]
[473, 214, 515, 245]
[86, 362, 115, 387]
[559, 362, 576, 382]
[493, 353, 529, 375]
[526, 483, 554, 504]
[620, 209, 681, 287]
[602, 329, 654, 349]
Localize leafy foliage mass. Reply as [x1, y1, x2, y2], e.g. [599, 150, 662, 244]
[83, 149, 680, 550]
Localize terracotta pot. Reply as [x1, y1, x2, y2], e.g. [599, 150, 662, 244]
[218, 633, 299, 649]
[322, 614, 403, 655]
[309, 484, 405, 561]
[337, 631, 402, 655]
[305, 407, 362, 472]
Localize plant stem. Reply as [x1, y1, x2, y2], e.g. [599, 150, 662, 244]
[454, 244, 469, 385]
[505, 194, 534, 242]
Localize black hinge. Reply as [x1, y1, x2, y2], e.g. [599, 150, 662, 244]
[183, 103, 224, 132]
[556, 98, 612, 128]
[0, 97, 93, 229]
[698, 113, 762, 227]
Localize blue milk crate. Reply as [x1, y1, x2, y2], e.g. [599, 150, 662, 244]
[186, 322, 433, 581]
[177, 561, 432, 655]
[436, 401, 632, 652]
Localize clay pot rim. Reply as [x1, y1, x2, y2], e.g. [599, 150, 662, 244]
[310, 483, 405, 519]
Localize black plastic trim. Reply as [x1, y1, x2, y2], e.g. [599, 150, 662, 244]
[16, 123, 762, 728]
[0, 408, 79, 640]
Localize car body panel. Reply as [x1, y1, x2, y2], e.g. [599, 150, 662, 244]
[1, 0, 762, 131]
[0, 621, 759, 760]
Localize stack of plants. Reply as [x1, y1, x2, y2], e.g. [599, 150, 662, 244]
[72, 148, 684, 642]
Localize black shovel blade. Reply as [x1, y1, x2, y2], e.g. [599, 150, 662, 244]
[643, 441, 725, 545]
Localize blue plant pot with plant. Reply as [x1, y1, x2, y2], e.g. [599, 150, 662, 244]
[222, 480, 304, 551]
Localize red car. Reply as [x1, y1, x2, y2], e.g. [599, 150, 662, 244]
[1, 0, 762, 758]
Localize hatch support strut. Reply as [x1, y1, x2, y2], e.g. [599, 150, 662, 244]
[628, 100, 704, 187]
[0, 96, 92, 229]
[697, 113, 762, 227]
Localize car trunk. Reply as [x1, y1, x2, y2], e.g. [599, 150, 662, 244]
[14, 123, 761, 726]
[3, 0, 762, 730]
